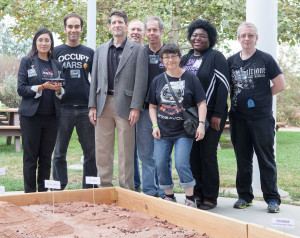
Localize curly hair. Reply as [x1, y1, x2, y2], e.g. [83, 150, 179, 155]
[187, 19, 217, 48]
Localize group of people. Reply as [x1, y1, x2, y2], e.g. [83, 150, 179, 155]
[17, 10, 285, 214]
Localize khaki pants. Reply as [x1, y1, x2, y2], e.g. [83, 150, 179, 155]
[95, 95, 135, 190]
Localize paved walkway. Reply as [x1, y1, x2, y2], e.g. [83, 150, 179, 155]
[175, 194, 300, 237]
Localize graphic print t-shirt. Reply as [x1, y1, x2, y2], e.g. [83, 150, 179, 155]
[227, 49, 282, 119]
[182, 54, 202, 75]
[54, 44, 94, 106]
[146, 71, 206, 138]
[37, 58, 55, 115]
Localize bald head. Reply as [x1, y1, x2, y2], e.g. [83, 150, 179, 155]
[127, 19, 145, 45]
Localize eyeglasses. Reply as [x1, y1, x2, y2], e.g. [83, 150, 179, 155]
[239, 34, 256, 39]
[191, 34, 208, 39]
[162, 55, 179, 61]
[37, 39, 51, 44]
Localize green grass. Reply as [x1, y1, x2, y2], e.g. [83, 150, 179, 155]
[0, 131, 299, 204]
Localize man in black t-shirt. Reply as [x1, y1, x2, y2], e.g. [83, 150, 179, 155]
[228, 22, 286, 213]
[52, 13, 97, 190]
[136, 16, 166, 198]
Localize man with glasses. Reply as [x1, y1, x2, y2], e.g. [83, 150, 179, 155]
[135, 16, 166, 198]
[52, 13, 97, 190]
[228, 22, 286, 213]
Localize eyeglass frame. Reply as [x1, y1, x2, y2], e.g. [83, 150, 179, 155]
[190, 34, 209, 40]
[36, 39, 52, 44]
[162, 54, 180, 61]
[238, 33, 256, 39]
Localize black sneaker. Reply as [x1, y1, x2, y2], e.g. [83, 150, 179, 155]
[233, 198, 253, 209]
[267, 201, 280, 213]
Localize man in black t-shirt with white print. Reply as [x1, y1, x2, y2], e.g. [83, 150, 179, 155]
[227, 22, 285, 213]
[135, 16, 166, 198]
[52, 13, 97, 190]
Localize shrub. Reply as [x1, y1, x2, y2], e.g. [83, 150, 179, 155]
[0, 55, 20, 83]
[277, 44, 300, 126]
[0, 73, 21, 108]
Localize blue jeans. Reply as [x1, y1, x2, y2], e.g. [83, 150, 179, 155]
[52, 106, 97, 189]
[134, 130, 141, 189]
[136, 109, 164, 197]
[154, 137, 195, 190]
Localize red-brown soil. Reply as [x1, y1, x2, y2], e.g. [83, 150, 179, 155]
[0, 201, 210, 238]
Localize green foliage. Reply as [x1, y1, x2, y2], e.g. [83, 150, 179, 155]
[0, 73, 21, 108]
[0, 0, 299, 47]
[276, 44, 300, 126]
[0, 18, 31, 57]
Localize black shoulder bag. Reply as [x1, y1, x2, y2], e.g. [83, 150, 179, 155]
[163, 73, 209, 138]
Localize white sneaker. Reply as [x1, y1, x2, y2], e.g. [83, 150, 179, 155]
[185, 199, 197, 208]
[164, 196, 177, 203]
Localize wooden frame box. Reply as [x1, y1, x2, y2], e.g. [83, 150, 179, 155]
[0, 187, 296, 238]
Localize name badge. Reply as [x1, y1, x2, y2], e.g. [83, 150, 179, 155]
[149, 55, 159, 64]
[236, 70, 247, 81]
[70, 69, 81, 78]
[247, 99, 255, 108]
[193, 59, 202, 69]
[28, 65, 37, 77]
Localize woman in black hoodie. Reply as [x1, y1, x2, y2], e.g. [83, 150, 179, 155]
[181, 19, 230, 210]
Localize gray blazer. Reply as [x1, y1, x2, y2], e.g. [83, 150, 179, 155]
[89, 39, 148, 119]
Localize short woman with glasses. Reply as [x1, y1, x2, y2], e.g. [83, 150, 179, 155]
[18, 28, 63, 193]
[146, 44, 207, 207]
[180, 19, 230, 210]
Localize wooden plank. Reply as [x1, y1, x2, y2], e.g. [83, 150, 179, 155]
[0, 126, 21, 129]
[0, 188, 114, 206]
[0, 108, 18, 113]
[115, 187, 247, 238]
[14, 136, 21, 153]
[248, 223, 297, 238]
[0, 188, 291, 238]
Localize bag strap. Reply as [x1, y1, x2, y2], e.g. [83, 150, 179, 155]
[163, 73, 181, 108]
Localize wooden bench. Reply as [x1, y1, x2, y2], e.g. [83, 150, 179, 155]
[0, 108, 21, 153]
[0, 126, 21, 153]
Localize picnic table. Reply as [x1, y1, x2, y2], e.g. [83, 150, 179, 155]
[0, 108, 21, 152]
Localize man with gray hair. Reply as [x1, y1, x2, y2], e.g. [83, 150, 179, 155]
[228, 22, 285, 213]
[135, 16, 166, 197]
[127, 19, 145, 192]
[127, 19, 145, 45]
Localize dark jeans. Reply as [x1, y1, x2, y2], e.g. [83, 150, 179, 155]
[20, 115, 58, 193]
[230, 115, 281, 204]
[52, 106, 97, 189]
[190, 113, 227, 205]
[134, 131, 141, 189]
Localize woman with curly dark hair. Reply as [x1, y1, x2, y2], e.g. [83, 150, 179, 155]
[181, 19, 230, 210]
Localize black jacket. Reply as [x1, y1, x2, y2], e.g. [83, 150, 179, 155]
[181, 48, 230, 119]
[17, 54, 62, 117]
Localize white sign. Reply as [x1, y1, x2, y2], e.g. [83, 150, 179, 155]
[0, 168, 5, 175]
[272, 218, 294, 229]
[44, 180, 61, 190]
[85, 176, 100, 185]
[0, 186, 5, 195]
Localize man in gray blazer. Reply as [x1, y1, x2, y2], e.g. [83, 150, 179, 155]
[88, 10, 148, 190]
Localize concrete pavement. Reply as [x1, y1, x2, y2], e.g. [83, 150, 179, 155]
[175, 194, 300, 237]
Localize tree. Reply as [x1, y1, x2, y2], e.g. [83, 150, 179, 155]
[0, 0, 299, 47]
[0, 17, 31, 57]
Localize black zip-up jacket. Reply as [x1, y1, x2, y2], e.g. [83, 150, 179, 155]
[181, 48, 230, 119]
